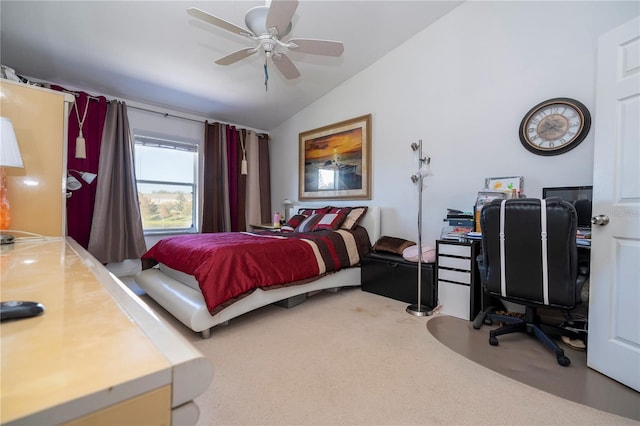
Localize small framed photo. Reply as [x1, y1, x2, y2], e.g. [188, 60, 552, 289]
[299, 114, 372, 201]
[484, 176, 524, 196]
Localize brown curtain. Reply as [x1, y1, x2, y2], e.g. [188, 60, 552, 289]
[202, 122, 226, 232]
[258, 133, 271, 224]
[202, 122, 271, 232]
[88, 101, 146, 263]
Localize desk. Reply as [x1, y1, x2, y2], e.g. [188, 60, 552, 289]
[0, 238, 212, 425]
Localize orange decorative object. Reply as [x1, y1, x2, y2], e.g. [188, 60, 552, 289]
[0, 168, 11, 230]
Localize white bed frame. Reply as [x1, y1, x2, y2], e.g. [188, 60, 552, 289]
[135, 206, 381, 338]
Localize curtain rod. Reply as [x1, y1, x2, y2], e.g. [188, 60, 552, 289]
[126, 104, 269, 137]
[63, 90, 101, 101]
[126, 104, 204, 124]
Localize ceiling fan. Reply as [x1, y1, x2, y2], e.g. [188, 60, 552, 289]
[187, 0, 344, 81]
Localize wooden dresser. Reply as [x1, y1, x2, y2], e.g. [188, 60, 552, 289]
[1, 238, 212, 425]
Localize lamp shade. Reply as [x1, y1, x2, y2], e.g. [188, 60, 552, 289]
[0, 117, 24, 168]
[67, 175, 82, 191]
[80, 172, 97, 184]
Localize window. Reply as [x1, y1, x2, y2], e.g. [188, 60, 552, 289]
[134, 134, 198, 234]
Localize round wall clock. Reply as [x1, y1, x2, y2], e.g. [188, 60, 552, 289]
[519, 97, 591, 156]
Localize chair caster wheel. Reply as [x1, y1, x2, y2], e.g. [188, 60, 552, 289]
[489, 335, 499, 346]
[484, 318, 493, 326]
[472, 315, 485, 330]
[557, 355, 571, 367]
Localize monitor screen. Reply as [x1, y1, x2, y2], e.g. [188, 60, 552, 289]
[542, 185, 592, 228]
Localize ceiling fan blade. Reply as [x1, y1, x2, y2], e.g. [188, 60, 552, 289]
[215, 48, 257, 65]
[187, 7, 252, 36]
[272, 53, 301, 79]
[287, 38, 344, 57]
[266, 0, 298, 36]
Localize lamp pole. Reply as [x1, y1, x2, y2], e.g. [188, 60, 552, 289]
[407, 140, 433, 317]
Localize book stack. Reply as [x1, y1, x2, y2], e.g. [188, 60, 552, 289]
[441, 209, 474, 240]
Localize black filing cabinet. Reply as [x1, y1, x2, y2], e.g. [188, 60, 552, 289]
[361, 252, 436, 308]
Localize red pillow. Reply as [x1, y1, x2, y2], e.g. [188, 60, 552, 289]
[295, 214, 323, 233]
[313, 212, 348, 231]
[281, 214, 306, 232]
[329, 207, 352, 215]
[298, 206, 331, 217]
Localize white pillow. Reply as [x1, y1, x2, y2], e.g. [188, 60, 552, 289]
[402, 244, 436, 263]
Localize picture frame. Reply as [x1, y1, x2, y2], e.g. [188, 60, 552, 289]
[299, 114, 372, 201]
[484, 176, 524, 196]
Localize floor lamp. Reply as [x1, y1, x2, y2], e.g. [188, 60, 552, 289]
[406, 139, 434, 317]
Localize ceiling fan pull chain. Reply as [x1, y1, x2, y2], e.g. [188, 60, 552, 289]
[264, 60, 269, 91]
[73, 97, 90, 159]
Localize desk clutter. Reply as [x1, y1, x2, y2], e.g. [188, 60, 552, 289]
[441, 176, 526, 241]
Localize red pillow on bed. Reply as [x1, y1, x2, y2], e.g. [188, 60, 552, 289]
[298, 206, 331, 217]
[312, 212, 348, 231]
[328, 207, 352, 215]
[295, 213, 323, 232]
[281, 214, 306, 232]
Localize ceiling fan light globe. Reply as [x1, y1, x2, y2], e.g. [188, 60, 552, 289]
[245, 6, 291, 37]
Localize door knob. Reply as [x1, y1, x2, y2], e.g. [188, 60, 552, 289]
[591, 215, 610, 226]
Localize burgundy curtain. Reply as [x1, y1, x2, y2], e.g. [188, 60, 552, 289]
[202, 122, 270, 233]
[51, 86, 108, 249]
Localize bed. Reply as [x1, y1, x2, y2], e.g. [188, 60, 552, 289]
[135, 206, 380, 338]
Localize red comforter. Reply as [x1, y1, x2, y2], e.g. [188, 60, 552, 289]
[141, 227, 371, 313]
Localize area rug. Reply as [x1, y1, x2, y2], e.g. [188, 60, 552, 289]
[427, 314, 639, 421]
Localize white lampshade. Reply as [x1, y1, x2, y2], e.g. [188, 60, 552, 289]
[67, 175, 82, 191]
[80, 172, 97, 184]
[0, 117, 24, 168]
[68, 169, 97, 186]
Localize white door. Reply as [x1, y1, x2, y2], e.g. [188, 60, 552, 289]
[587, 16, 640, 392]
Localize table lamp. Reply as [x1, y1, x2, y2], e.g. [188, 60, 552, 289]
[0, 117, 24, 244]
[282, 198, 293, 222]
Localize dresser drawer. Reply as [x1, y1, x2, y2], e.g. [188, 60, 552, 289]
[438, 243, 472, 257]
[437, 268, 471, 284]
[438, 281, 471, 320]
[437, 256, 471, 271]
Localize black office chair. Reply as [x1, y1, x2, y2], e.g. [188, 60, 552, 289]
[473, 198, 588, 366]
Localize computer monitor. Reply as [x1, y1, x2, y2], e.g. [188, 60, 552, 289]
[542, 185, 593, 228]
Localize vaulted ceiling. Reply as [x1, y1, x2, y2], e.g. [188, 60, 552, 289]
[0, 1, 462, 130]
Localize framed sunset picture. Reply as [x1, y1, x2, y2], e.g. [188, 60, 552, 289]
[298, 114, 372, 201]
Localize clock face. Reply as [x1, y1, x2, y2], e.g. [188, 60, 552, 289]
[519, 98, 591, 156]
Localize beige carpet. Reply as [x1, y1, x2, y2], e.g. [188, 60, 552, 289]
[140, 288, 639, 425]
[427, 315, 640, 421]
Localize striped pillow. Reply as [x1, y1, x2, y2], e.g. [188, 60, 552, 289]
[313, 212, 348, 231]
[281, 214, 306, 232]
[295, 213, 323, 233]
[298, 206, 331, 217]
[341, 206, 368, 230]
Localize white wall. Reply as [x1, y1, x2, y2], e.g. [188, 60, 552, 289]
[269, 1, 639, 246]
